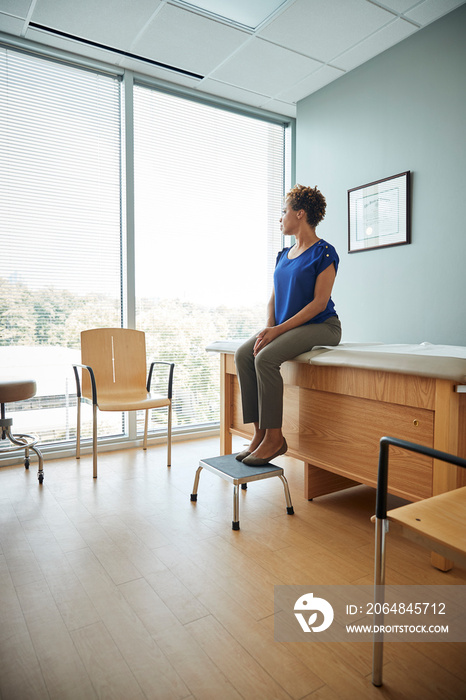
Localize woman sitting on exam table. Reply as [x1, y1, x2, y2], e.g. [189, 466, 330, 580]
[234, 184, 341, 466]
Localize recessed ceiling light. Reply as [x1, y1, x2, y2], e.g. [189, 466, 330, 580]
[173, 0, 290, 30]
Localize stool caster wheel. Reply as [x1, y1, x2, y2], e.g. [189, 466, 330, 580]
[241, 483, 247, 490]
[24, 459, 29, 469]
[38, 473, 44, 484]
[232, 521, 240, 530]
[190, 494, 197, 502]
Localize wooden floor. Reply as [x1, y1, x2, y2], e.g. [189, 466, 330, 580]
[1, 436, 465, 700]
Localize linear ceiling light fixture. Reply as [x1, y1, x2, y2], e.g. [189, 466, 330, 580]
[28, 22, 204, 80]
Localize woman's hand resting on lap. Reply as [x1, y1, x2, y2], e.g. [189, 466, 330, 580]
[253, 326, 282, 356]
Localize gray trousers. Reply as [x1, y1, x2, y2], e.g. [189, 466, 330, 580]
[234, 316, 342, 429]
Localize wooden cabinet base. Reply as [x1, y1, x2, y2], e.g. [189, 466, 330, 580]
[219, 351, 466, 571]
[305, 462, 360, 499]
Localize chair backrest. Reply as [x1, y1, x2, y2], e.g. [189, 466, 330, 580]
[81, 328, 147, 401]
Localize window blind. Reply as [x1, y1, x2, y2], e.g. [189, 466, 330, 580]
[0, 47, 122, 444]
[133, 85, 285, 432]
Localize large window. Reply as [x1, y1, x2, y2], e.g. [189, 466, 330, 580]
[133, 86, 285, 434]
[0, 42, 290, 455]
[0, 47, 122, 444]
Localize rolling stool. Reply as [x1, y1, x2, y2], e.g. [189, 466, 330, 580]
[0, 380, 44, 484]
[190, 453, 294, 530]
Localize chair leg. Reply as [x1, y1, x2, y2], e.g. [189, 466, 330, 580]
[30, 444, 44, 484]
[190, 466, 203, 501]
[76, 398, 81, 460]
[142, 405, 171, 464]
[372, 517, 388, 687]
[278, 474, 294, 514]
[92, 404, 98, 479]
[9, 432, 28, 466]
[167, 402, 172, 467]
[3, 425, 44, 483]
[232, 483, 240, 530]
[143, 409, 149, 450]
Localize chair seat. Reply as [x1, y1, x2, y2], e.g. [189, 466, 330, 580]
[0, 380, 37, 404]
[96, 392, 171, 412]
[385, 486, 466, 568]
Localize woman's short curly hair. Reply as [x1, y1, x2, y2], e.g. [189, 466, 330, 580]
[286, 184, 327, 228]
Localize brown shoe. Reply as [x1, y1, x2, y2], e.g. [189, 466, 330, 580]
[235, 449, 251, 462]
[242, 439, 288, 467]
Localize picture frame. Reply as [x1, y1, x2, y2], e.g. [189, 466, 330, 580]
[348, 171, 410, 253]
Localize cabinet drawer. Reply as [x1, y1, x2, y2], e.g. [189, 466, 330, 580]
[283, 387, 433, 501]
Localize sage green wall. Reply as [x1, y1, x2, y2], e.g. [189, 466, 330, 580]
[296, 4, 466, 345]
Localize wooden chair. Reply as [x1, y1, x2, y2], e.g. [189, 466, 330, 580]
[372, 436, 466, 687]
[72, 328, 174, 478]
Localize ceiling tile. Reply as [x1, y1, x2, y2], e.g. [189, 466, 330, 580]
[210, 38, 322, 95]
[0, 12, 26, 35]
[333, 18, 417, 71]
[276, 65, 344, 103]
[379, 0, 420, 12]
[30, 0, 161, 50]
[405, 0, 466, 25]
[119, 55, 201, 87]
[134, 4, 249, 76]
[258, 98, 296, 117]
[0, 0, 33, 18]
[175, 0, 289, 29]
[198, 78, 270, 107]
[258, 0, 395, 62]
[24, 26, 118, 65]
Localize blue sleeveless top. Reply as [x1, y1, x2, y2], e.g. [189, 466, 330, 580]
[274, 239, 339, 325]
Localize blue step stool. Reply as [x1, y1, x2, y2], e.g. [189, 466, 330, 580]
[190, 453, 294, 530]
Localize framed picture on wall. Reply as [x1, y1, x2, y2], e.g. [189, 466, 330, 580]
[348, 171, 410, 253]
